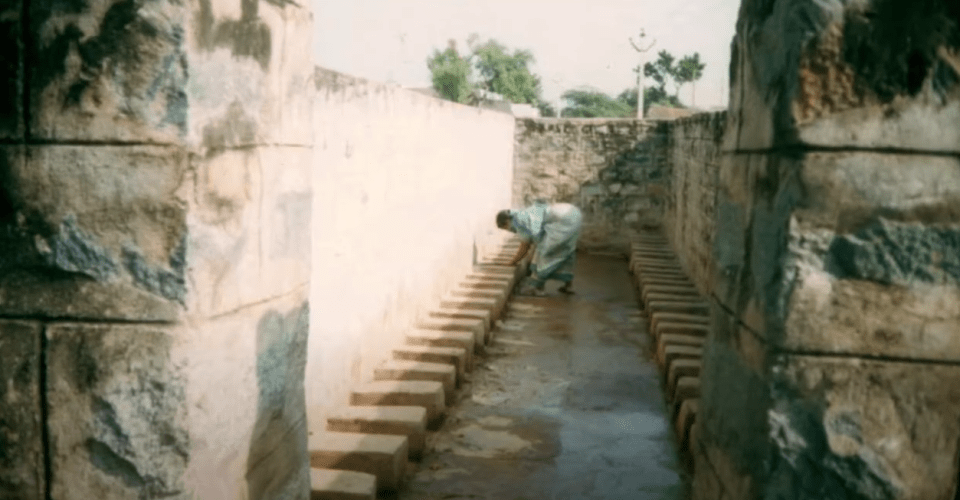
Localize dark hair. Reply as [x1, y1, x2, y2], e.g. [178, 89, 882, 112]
[496, 210, 512, 228]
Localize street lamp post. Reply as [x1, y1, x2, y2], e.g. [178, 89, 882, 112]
[629, 29, 656, 120]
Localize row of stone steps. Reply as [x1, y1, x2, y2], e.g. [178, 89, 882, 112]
[628, 233, 706, 462]
[309, 237, 529, 498]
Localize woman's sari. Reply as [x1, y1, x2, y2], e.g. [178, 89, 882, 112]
[510, 202, 583, 286]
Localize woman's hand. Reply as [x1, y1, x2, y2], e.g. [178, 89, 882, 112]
[510, 242, 532, 266]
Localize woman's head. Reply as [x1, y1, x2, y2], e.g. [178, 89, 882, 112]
[496, 210, 512, 230]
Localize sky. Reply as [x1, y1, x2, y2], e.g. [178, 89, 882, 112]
[312, 0, 741, 111]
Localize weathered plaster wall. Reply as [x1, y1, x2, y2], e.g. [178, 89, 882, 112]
[0, 0, 314, 498]
[690, 1, 960, 499]
[664, 112, 726, 296]
[512, 118, 668, 252]
[308, 68, 516, 427]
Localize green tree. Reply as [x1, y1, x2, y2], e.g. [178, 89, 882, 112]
[470, 38, 543, 105]
[675, 53, 706, 106]
[560, 88, 633, 118]
[426, 40, 473, 103]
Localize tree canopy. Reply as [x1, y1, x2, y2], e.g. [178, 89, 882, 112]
[560, 88, 633, 118]
[426, 35, 548, 109]
[643, 50, 706, 108]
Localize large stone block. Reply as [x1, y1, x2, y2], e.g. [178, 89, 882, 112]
[0, 145, 187, 320]
[46, 323, 189, 500]
[0, 321, 44, 500]
[767, 355, 960, 500]
[27, 0, 188, 142]
[0, 0, 23, 139]
[727, 0, 960, 152]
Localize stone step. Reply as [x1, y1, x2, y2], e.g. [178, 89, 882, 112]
[641, 285, 700, 303]
[657, 334, 707, 367]
[326, 406, 427, 460]
[634, 276, 694, 292]
[374, 360, 457, 400]
[672, 376, 701, 407]
[650, 312, 709, 334]
[667, 358, 702, 396]
[635, 268, 688, 281]
[440, 295, 498, 315]
[308, 432, 407, 492]
[350, 381, 446, 426]
[310, 468, 376, 500]
[429, 307, 492, 332]
[392, 345, 467, 382]
[675, 399, 699, 453]
[416, 317, 486, 353]
[460, 278, 511, 292]
[662, 345, 704, 374]
[450, 287, 507, 319]
[655, 322, 710, 339]
[631, 255, 680, 265]
[646, 300, 711, 318]
[642, 292, 702, 311]
[405, 329, 475, 370]
[467, 272, 516, 288]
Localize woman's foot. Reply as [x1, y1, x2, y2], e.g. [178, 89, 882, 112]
[558, 282, 574, 294]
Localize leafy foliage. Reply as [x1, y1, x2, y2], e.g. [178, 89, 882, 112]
[641, 49, 706, 108]
[426, 40, 473, 103]
[560, 88, 633, 118]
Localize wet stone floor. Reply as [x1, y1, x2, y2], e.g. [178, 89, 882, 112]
[394, 254, 690, 500]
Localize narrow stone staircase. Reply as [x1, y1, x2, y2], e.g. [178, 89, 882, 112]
[628, 231, 707, 465]
[308, 238, 528, 499]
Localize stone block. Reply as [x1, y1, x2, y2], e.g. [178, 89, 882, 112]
[416, 317, 486, 353]
[450, 288, 506, 319]
[429, 307, 492, 332]
[308, 432, 407, 492]
[439, 295, 499, 319]
[641, 285, 699, 303]
[0, 145, 187, 321]
[45, 323, 189, 500]
[647, 300, 710, 317]
[0, 321, 44, 500]
[667, 359, 702, 397]
[766, 355, 960, 500]
[643, 292, 701, 311]
[662, 345, 704, 374]
[392, 346, 467, 382]
[27, 0, 189, 142]
[672, 377, 701, 407]
[310, 468, 376, 500]
[657, 334, 707, 366]
[374, 360, 457, 400]
[727, 0, 960, 153]
[350, 381, 445, 426]
[650, 312, 709, 334]
[656, 322, 709, 338]
[405, 330, 474, 370]
[675, 398, 699, 451]
[325, 406, 427, 459]
[0, 0, 23, 139]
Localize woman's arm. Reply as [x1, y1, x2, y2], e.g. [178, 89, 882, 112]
[510, 241, 532, 266]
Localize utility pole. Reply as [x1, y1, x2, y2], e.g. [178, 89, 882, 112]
[629, 29, 656, 119]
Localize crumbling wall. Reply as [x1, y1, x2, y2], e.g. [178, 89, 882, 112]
[664, 112, 727, 296]
[308, 68, 516, 429]
[0, 0, 314, 497]
[690, 0, 960, 499]
[512, 118, 668, 252]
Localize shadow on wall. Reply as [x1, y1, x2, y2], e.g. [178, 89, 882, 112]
[246, 303, 310, 499]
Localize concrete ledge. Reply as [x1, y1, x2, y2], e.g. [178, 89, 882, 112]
[308, 432, 407, 492]
[657, 334, 707, 366]
[655, 322, 709, 338]
[667, 358, 702, 396]
[392, 345, 467, 382]
[310, 468, 376, 500]
[406, 329, 475, 370]
[374, 360, 457, 399]
[662, 345, 704, 374]
[429, 307, 492, 331]
[646, 300, 710, 317]
[440, 295, 499, 319]
[416, 317, 486, 353]
[650, 312, 709, 334]
[350, 381, 446, 425]
[674, 398, 699, 453]
[326, 406, 427, 459]
[450, 287, 507, 319]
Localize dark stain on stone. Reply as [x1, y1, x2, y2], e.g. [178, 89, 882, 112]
[86, 438, 146, 489]
[246, 302, 310, 500]
[121, 235, 186, 304]
[0, 0, 23, 138]
[842, 0, 960, 102]
[27, 0, 189, 136]
[202, 100, 258, 152]
[92, 397, 133, 454]
[0, 321, 43, 499]
[196, 0, 272, 71]
[826, 218, 960, 286]
[43, 215, 119, 282]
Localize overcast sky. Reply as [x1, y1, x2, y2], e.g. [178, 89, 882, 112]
[312, 0, 741, 110]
